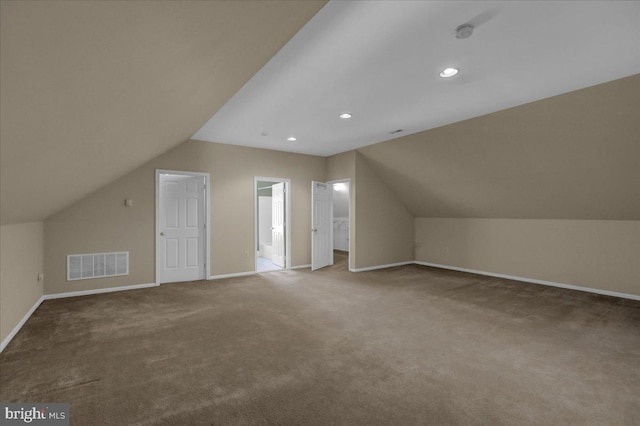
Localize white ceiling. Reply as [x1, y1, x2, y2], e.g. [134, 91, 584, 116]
[192, 1, 640, 157]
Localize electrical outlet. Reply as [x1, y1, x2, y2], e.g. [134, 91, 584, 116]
[37, 273, 44, 282]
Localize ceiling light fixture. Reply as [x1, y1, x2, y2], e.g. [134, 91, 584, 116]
[339, 113, 352, 119]
[287, 136, 297, 142]
[440, 67, 459, 78]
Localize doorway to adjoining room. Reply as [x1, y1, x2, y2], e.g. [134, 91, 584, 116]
[255, 178, 291, 273]
[310, 179, 351, 271]
[331, 180, 350, 268]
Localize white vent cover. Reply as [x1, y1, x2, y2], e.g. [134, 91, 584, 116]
[67, 252, 128, 281]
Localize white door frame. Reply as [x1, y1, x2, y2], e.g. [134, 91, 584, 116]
[254, 177, 292, 271]
[327, 178, 351, 270]
[155, 169, 211, 285]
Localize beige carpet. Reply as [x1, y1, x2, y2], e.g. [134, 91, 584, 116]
[2, 253, 639, 425]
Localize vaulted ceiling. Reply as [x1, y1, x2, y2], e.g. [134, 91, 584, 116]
[2, 1, 638, 225]
[0, 0, 325, 225]
[193, 1, 640, 156]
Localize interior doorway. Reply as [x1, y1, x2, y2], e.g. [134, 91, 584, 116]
[255, 177, 291, 272]
[330, 180, 350, 269]
[311, 179, 351, 271]
[155, 169, 210, 284]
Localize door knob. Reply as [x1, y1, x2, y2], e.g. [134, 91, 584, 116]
[160, 232, 165, 236]
[312, 228, 318, 232]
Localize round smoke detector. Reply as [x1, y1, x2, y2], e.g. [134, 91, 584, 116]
[456, 24, 474, 39]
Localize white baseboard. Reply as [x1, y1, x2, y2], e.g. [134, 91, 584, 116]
[210, 271, 256, 280]
[0, 295, 45, 353]
[291, 264, 311, 270]
[43, 282, 159, 300]
[415, 261, 640, 301]
[349, 261, 414, 273]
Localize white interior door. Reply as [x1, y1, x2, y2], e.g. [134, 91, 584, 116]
[312, 181, 332, 271]
[271, 182, 286, 268]
[159, 174, 206, 283]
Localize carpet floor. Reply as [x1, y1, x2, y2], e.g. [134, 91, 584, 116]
[1, 253, 639, 425]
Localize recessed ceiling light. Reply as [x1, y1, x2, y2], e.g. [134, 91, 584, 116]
[287, 136, 297, 142]
[440, 67, 459, 78]
[339, 113, 352, 119]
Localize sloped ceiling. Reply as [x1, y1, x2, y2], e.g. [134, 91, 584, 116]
[0, 0, 325, 225]
[193, 1, 640, 156]
[358, 75, 640, 220]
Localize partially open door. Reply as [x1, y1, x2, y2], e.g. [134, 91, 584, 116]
[271, 182, 286, 268]
[312, 181, 332, 271]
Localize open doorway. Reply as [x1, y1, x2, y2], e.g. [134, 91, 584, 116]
[311, 179, 350, 271]
[255, 177, 291, 272]
[330, 180, 350, 269]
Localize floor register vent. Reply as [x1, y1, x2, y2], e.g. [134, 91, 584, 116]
[67, 252, 129, 281]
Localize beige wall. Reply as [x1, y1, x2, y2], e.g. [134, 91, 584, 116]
[1, 1, 326, 225]
[327, 151, 357, 270]
[354, 153, 414, 269]
[359, 74, 640, 220]
[1, 222, 44, 343]
[45, 140, 325, 294]
[326, 150, 415, 270]
[415, 218, 640, 297]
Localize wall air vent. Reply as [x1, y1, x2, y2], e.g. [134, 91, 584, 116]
[67, 252, 128, 281]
